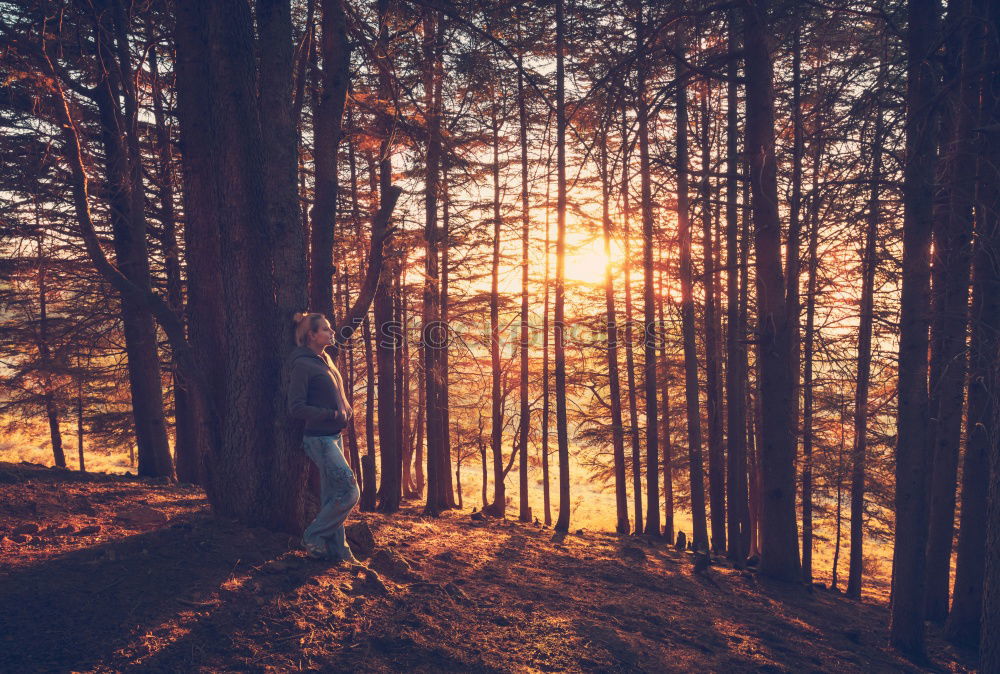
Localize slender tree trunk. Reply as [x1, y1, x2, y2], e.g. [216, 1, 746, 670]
[801, 140, 823, 586]
[440, 179, 456, 509]
[832, 404, 846, 591]
[889, 0, 940, 656]
[743, 0, 800, 583]
[785, 15, 805, 559]
[148, 28, 199, 485]
[487, 106, 506, 518]
[553, 0, 571, 533]
[542, 167, 553, 526]
[76, 375, 85, 472]
[725, 8, 750, 564]
[699, 66, 725, 552]
[35, 238, 65, 469]
[676, 43, 709, 552]
[622, 103, 643, 536]
[92, 0, 173, 479]
[415, 334, 426, 496]
[602, 129, 630, 535]
[360, 312, 377, 510]
[848, 55, 887, 600]
[637, 6, 660, 537]
[657, 258, 674, 541]
[309, 0, 349, 319]
[517, 19, 532, 524]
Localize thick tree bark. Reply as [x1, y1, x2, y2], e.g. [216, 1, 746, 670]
[889, 0, 940, 656]
[980, 81, 1000, 657]
[924, 0, 980, 622]
[676, 45, 709, 552]
[948, 0, 998, 648]
[743, 0, 800, 583]
[375, 254, 400, 513]
[422, 8, 451, 515]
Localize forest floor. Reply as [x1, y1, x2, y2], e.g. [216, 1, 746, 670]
[0, 462, 979, 673]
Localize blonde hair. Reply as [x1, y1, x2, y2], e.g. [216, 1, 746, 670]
[293, 312, 326, 346]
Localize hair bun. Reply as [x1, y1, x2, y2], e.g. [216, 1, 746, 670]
[292, 312, 307, 324]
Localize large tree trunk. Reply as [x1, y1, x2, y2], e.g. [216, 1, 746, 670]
[637, 6, 660, 537]
[743, 0, 800, 583]
[676, 45, 709, 552]
[553, 0, 571, 533]
[375, 255, 400, 513]
[175, 0, 309, 531]
[889, 0, 940, 656]
[923, 0, 980, 622]
[422, 8, 451, 515]
[948, 0, 998, 649]
[725, 8, 750, 564]
[980, 70, 1000, 656]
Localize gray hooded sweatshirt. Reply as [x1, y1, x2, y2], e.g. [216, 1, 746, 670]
[286, 346, 349, 436]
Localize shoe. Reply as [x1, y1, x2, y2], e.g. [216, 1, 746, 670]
[302, 538, 327, 560]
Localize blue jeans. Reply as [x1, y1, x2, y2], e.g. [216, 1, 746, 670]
[302, 434, 360, 560]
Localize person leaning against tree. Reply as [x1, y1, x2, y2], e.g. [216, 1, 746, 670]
[286, 312, 361, 565]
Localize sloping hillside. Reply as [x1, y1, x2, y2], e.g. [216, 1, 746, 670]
[0, 463, 976, 672]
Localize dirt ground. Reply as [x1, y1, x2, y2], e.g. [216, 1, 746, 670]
[0, 462, 979, 673]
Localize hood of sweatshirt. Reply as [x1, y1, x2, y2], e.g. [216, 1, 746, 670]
[286, 345, 325, 367]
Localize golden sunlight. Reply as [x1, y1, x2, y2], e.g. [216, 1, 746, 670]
[563, 230, 618, 284]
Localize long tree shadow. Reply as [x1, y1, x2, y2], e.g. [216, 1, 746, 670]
[0, 510, 315, 671]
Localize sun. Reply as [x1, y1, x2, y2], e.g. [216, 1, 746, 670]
[563, 233, 616, 284]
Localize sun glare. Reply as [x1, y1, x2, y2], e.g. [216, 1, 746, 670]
[563, 231, 615, 284]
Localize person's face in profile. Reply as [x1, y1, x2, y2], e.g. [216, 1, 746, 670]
[308, 318, 334, 351]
